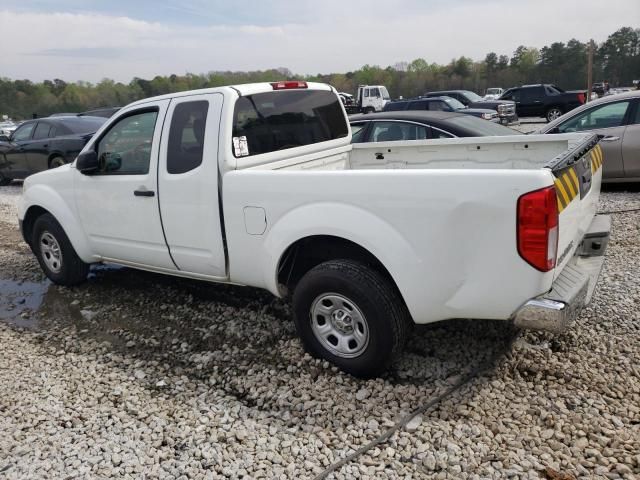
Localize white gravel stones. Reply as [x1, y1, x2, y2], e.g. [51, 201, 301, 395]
[0, 182, 639, 479]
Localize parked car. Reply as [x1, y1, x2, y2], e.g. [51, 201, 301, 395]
[499, 84, 586, 122]
[0, 116, 106, 185]
[384, 96, 500, 121]
[423, 90, 518, 124]
[79, 107, 121, 118]
[483, 88, 504, 100]
[349, 111, 520, 143]
[537, 90, 640, 182]
[592, 82, 610, 98]
[19, 81, 609, 377]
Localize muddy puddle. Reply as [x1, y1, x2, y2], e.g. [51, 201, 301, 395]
[0, 264, 125, 329]
[0, 277, 51, 328]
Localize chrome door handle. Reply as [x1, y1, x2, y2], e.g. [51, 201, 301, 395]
[601, 136, 620, 142]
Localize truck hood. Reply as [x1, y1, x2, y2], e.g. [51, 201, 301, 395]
[23, 163, 74, 190]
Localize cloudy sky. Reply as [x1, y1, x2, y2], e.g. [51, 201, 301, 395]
[0, 0, 637, 83]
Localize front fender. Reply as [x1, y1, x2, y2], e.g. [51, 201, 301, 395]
[20, 180, 94, 262]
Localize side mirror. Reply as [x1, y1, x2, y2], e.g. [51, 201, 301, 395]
[0, 135, 9, 142]
[76, 150, 99, 174]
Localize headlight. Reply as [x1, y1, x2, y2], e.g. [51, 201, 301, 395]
[482, 113, 494, 120]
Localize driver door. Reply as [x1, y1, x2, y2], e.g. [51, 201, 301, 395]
[74, 100, 177, 270]
[2, 122, 35, 178]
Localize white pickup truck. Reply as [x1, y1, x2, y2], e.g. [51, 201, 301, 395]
[18, 81, 610, 377]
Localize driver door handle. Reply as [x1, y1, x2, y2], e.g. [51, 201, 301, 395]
[134, 189, 155, 197]
[601, 136, 620, 142]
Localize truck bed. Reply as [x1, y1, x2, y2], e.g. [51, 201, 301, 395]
[244, 133, 596, 172]
[226, 131, 601, 324]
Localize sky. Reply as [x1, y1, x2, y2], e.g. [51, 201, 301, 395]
[0, 0, 638, 83]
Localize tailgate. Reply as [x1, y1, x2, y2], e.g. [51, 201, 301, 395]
[548, 134, 603, 277]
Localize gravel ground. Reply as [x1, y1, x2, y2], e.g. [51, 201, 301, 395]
[0, 177, 639, 479]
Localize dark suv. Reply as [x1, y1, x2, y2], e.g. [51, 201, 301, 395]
[384, 96, 499, 121]
[424, 90, 518, 124]
[498, 84, 586, 122]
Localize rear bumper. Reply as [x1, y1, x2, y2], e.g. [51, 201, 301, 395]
[513, 214, 611, 333]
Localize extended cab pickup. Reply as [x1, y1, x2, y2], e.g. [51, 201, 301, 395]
[500, 84, 587, 122]
[19, 81, 610, 377]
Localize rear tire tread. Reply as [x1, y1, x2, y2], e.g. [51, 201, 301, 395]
[293, 259, 411, 377]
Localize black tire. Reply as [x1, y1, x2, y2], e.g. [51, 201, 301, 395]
[546, 107, 563, 123]
[48, 156, 65, 169]
[292, 260, 411, 378]
[32, 213, 89, 286]
[364, 107, 375, 114]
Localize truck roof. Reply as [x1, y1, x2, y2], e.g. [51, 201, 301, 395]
[126, 82, 334, 108]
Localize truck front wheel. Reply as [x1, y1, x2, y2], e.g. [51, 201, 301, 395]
[32, 213, 89, 286]
[292, 260, 410, 378]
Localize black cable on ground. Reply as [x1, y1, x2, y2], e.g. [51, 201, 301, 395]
[597, 207, 640, 215]
[312, 337, 516, 480]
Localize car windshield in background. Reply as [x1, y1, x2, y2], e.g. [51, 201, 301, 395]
[444, 98, 467, 110]
[232, 90, 348, 157]
[380, 87, 391, 100]
[59, 116, 107, 134]
[447, 115, 522, 135]
[464, 91, 483, 102]
[487, 89, 501, 95]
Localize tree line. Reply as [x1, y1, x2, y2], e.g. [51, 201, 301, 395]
[1, 26, 638, 120]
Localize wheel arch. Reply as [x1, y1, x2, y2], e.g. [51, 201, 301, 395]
[20, 185, 93, 262]
[47, 151, 67, 167]
[276, 234, 404, 299]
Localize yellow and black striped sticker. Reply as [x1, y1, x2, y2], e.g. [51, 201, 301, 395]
[554, 165, 580, 213]
[590, 144, 603, 174]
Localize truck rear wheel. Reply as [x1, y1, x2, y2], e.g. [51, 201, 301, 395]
[292, 260, 410, 378]
[32, 213, 89, 286]
[546, 107, 563, 122]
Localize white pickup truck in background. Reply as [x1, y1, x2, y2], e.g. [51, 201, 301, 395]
[18, 81, 610, 377]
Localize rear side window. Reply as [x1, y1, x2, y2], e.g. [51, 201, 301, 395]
[407, 101, 428, 111]
[167, 101, 209, 174]
[32, 122, 52, 140]
[383, 102, 406, 111]
[232, 90, 348, 158]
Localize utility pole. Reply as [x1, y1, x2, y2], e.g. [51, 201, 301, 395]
[587, 39, 594, 102]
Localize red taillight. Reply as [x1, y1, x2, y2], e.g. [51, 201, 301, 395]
[271, 81, 308, 90]
[517, 186, 559, 272]
[577, 92, 585, 104]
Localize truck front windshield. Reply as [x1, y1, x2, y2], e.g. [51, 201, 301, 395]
[232, 90, 349, 158]
[380, 87, 391, 100]
[464, 91, 483, 102]
[444, 98, 467, 110]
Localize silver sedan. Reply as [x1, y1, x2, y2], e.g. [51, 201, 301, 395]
[537, 91, 640, 182]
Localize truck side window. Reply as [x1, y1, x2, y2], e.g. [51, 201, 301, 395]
[95, 110, 158, 175]
[167, 101, 209, 174]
